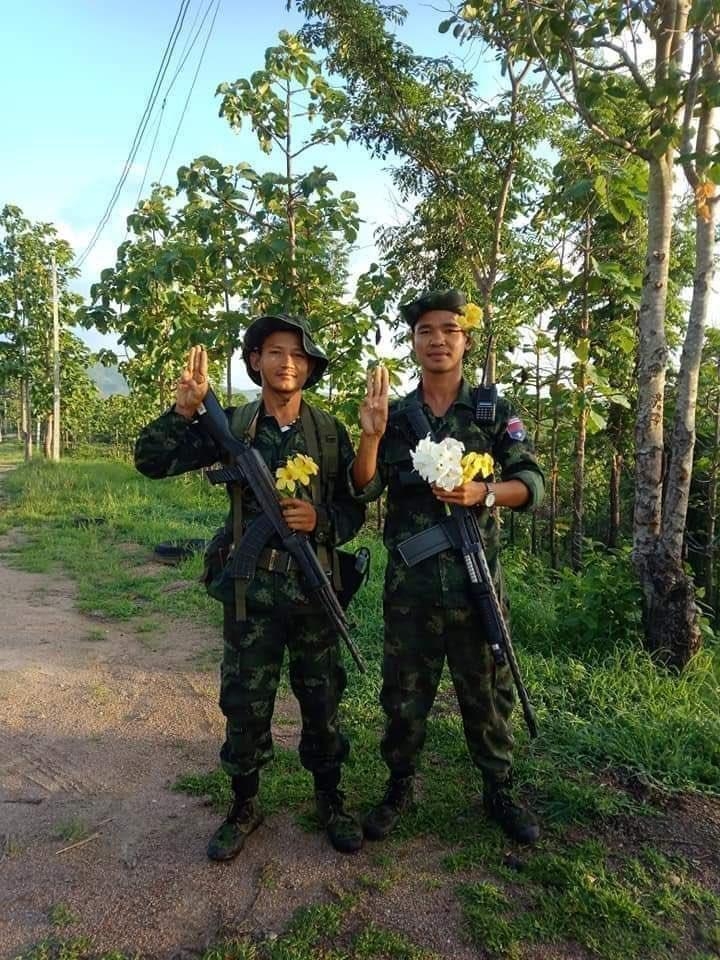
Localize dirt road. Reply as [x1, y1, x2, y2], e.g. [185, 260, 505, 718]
[0, 523, 474, 960]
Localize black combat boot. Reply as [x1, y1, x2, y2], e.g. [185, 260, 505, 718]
[363, 774, 414, 841]
[483, 775, 540, 845]
[314, 769, 363, 854]
[207, 772, 264, 862]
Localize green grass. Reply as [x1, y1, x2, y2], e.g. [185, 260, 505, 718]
[456, 843, 720, 960]
[0, 457, 224, 629]
[14, 940, 131, 960]
[53, 819, 91, 844]
[4, 451, 720, 960]
[48, 904, 80, 930]
[0, 439, 25, 466]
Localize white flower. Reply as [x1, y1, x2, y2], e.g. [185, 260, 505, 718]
[411, 435, 466, 490]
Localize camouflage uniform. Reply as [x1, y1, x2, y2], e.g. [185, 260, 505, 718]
[352, 380, 544, 784]
[135, 403, 365, 782]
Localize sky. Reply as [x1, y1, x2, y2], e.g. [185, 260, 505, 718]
[3, 0, 498, 390]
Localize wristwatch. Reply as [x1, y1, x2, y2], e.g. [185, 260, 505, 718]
[484, 482, 496, 509]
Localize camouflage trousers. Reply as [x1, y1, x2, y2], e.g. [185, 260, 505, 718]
[380, 602, 516, 783]
[219, 597, 349, 780]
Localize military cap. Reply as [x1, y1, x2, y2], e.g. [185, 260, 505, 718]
[399, 289, 467, 328]
[242, 314, 328, 388]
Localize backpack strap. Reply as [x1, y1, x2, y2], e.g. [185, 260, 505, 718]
[300, 402, 341, 589]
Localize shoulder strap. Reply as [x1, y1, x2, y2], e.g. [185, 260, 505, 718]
[230, 399, 261, 442]
[300, 402, 340, 585]
[300, 403, 339, 505]
[403, 400, 436, 444]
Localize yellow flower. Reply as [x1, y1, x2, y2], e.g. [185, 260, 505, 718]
[293, 454, 320, 482]
[457, 302, 483, 331]
[281, 454, 320, 489]
[461, 451, 494, 483]
[287, 455, 318, 486]
[275, 465, 297, 495]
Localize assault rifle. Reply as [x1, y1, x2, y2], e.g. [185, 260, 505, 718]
[197, 388, 366, 673]
[395, 404, 538, 738]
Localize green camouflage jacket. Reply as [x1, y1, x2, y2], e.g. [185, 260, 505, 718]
[352, 380, 545, 607]
[135, 403, 365, 552]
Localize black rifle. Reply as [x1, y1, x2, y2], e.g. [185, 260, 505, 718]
[396, 404, 538, 737]
[197, 388, 366, 673]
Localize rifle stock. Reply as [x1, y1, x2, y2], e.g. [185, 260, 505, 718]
[197, 389, 366, 673]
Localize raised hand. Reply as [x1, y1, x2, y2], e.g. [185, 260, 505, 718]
[175, 345, 209, 419]
[359, 364, 390, 438]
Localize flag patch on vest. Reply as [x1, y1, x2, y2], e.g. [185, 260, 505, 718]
[507, 416, 526, 441]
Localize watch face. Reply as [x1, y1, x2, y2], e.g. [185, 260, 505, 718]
[485, 490, 496, 508]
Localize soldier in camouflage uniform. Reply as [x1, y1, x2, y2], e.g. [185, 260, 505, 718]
[351, 290, 545, 844]
[135, 316, 366, 859]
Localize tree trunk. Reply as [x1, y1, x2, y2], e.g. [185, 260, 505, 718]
[651, 195, 718, 664]
[20, 376, 32, 461]
[705, 371, 720, 618]
[608, 452, 622, 548]
[632, 149, 684, 664]
[571, 218, 591, 571]
[549, 322, 562, 569]
[43, 416, 53, 459]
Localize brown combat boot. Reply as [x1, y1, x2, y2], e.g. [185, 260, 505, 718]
[363, 775, 414, 841]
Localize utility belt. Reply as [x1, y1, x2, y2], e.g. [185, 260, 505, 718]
[256, 543, 370, 609]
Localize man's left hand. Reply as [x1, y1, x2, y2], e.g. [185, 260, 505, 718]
[280, 498, 318, 532]
[432, 481, 485, 507]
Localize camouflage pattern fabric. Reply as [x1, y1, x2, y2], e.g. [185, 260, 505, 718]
[219, 595, 349, 778]
[135, 402, 363, 781]
[381, 603, 515, 781]
[352, 380, 545, 780]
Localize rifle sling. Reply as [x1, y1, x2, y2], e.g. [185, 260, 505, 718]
[232, 406, 259, 620]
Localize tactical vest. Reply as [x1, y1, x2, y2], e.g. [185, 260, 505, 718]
[227, 399, 341, 619]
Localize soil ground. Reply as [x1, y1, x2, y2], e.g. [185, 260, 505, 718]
[1, 464, 719, 960]
[0, 520, 478, 960]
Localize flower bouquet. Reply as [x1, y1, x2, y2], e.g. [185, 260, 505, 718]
[411, 435, 494, 491]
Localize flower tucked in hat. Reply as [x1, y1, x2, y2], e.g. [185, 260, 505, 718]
[457, 302, 483, 331]
[400, 289, 474, 329]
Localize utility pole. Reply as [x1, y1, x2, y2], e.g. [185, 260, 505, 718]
[51, 253, 60, 461]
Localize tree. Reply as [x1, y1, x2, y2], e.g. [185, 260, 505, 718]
[0, 204, 79, 460]
[450, 0, 720, 663]
[298, 0, 558, 385]
[80, 32, 375, 412]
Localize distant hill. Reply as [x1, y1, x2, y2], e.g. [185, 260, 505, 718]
[86, 364, 260, 402]
[88, 363, 129, 397]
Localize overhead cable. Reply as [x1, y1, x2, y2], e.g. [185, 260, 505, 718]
[75, 0, 193, 269]
[157, 0, 222, 185]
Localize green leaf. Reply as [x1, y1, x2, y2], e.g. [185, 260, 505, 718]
[576, 338, 590, 363]
[586, 409, 607, 434]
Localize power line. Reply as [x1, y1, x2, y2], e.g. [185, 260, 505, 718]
[75, 0, 193, 269]
[157, 0, 222, 185]
[136, 0, 221, 205]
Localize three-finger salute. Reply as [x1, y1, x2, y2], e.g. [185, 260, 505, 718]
[175, 345, 209, 419]
[359, 364, 390, 438]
